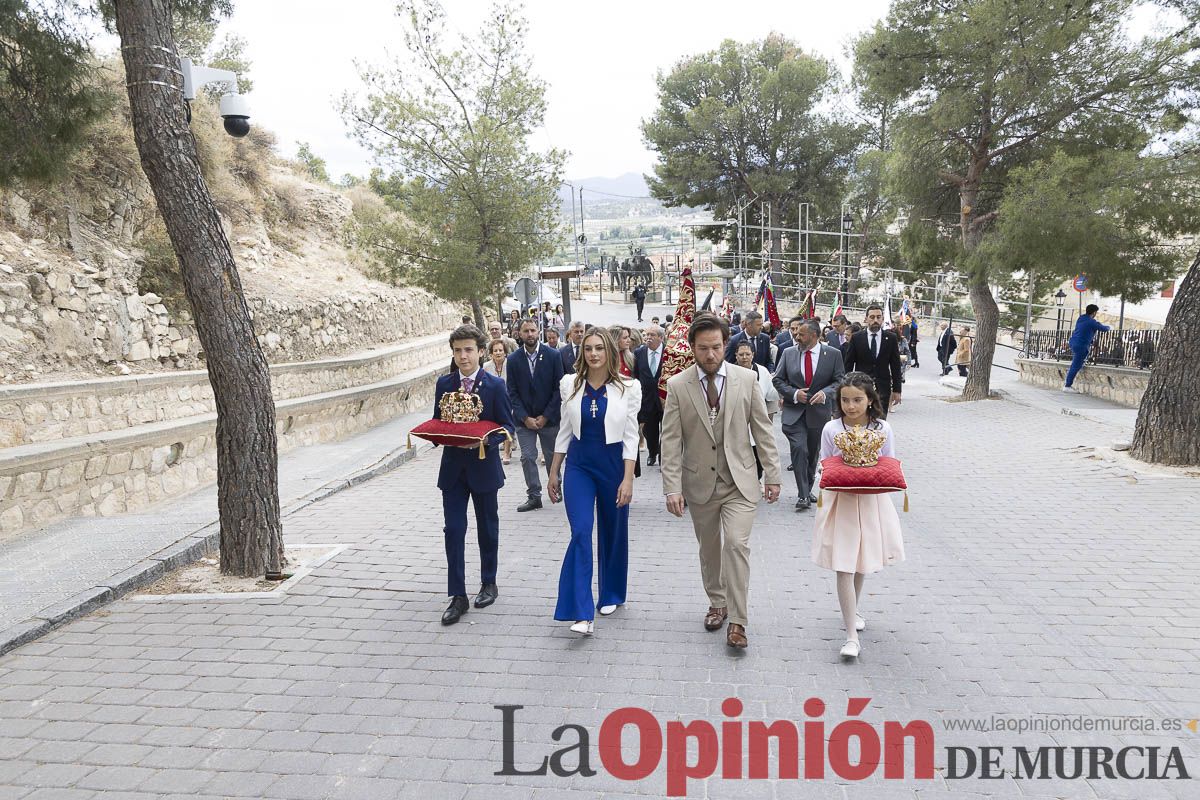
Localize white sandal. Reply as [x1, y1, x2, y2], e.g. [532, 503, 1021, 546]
[569, 620, 594, 635]
[598, 605, 618, 616]
[840, 639, 861, 659]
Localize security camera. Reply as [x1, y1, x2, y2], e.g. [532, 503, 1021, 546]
[219, 92, 251, 138]
[181, 57, 251, 138]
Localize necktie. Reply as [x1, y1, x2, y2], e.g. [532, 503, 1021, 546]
[650, 350, 659, 374]
[705, 373, 720, 410]
[804, 349, 813, 386]
[871, 333, 878, 359]
[462, 376, 473, 393]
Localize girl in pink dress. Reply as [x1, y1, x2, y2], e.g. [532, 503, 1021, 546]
[812, 371, 905, 660]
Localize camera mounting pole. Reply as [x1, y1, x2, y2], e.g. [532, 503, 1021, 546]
[180, 57, 238, 100]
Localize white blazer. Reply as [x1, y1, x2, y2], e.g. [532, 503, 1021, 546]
[554, 373, 642, 461]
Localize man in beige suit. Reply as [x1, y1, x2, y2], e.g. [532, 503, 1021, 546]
[661, 313, 782, 649]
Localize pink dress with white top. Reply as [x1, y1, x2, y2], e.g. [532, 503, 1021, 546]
[811, 418, 905, 574]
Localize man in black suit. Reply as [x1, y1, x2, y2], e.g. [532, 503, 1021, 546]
[559, 320, 585, 374]
[773, 320, 846, 511]
[935, 322, 956, 376]
[633, 324, 665, 466]
[775, 316, 803, 354]
[724, 310, 773, 370]
[633, 283, 647, 322]
[507, 318, 565, 511]
[842, 304, 903, 418]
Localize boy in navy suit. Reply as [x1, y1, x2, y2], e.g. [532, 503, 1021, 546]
[435, 324, 516, 625]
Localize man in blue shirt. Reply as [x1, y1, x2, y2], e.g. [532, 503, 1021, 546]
[1063, 304, 1110, 393]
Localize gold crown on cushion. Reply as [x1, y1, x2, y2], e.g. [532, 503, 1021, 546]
[439, 390, 483, 423]
[833, 425, 886, 467]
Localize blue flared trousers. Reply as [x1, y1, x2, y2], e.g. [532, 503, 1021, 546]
[554, 436, 629, 621]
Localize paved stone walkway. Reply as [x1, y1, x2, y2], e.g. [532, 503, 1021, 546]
[0, 367, 1197, 798]
[0, 410, 431, 636]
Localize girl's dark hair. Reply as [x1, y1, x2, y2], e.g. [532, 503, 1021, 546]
[834, 371, 886, 423]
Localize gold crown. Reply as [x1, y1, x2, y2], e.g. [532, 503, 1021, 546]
[833, 425, 886, 467]
[439, 390, 483, 423]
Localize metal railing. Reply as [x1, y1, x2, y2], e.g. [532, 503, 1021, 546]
[1023, 329, 1159, 370]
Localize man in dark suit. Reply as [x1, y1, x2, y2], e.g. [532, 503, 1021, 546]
[773, 320, 846, 511]
[725, 310, 773, 370]
[935, 322, 956, 375]
[633, 282, 647, 322]
[826, 314, 849, 348]
[633, 324, 665, 466]
[435, 324, 517, 625]
[842, 304, 903, 418]
[508, 318, 565, 512]
[775, 316, 803, 353]
[559, 320, 584, 374]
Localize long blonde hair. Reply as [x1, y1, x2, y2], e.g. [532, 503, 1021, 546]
[570, 328, 627, 400]
[607, 324, 636, 374]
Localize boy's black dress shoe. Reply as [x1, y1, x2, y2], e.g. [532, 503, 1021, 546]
[442, 595, 469, 625]
[474, 583, 498, 608]
[517, 498, 542, 512]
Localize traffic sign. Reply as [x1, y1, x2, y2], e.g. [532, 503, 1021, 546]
[1073, 274, 1088, 292]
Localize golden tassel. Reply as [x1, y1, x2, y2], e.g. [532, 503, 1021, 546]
[816, 489, 823, 508]
[478, 440, 487, 459]
[903, 491, 909, 513]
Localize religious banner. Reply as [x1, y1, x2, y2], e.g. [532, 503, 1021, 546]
[658, 267, 697, 401]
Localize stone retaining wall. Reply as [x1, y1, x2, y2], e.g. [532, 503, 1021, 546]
[0, 364, 440, 537]
[0, 334, 446, 447]
[1016, 357, 1149, 408]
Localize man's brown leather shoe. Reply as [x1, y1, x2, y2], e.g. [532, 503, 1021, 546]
[704, 607, 728, 631]
[726, 623, 748, 648]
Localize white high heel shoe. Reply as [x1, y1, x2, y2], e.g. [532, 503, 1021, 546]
[569, 620, 594, 635]
[598, 605, 618, 616]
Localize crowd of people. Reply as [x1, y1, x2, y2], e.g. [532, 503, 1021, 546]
[431, 303, 917, 661]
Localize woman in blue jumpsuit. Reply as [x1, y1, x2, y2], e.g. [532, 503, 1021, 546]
[548, 327, 641, 635]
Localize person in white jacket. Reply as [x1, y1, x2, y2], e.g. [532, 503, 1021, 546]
[547, 327, 641, 635]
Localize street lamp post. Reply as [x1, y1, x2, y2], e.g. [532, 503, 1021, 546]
[1054, 288, 1067, 356]
[841, 211, 854, 307]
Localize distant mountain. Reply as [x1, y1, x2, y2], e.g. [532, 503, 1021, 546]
[558, 172, 651, 203]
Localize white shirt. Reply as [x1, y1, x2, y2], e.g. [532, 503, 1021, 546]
[794, 342, 822, 404]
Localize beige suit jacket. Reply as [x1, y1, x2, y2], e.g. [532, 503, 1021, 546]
[661, 364, 782, 505]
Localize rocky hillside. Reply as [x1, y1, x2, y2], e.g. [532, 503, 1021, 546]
[0, 70, 456, 385]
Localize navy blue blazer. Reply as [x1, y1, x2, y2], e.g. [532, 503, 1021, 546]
[725, 330, 774, 371]
[434, 370, 515, 494]
[558, 342, 580, 375]
[507, 344, 565, 424]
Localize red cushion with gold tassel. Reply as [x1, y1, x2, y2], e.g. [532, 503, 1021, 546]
[408, 388, 511, 459]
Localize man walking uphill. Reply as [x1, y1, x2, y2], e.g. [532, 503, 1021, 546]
[1063, 304, 1110, 393]
[508, 318, 565, 511]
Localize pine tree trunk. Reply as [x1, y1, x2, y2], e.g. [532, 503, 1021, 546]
[1131, 251, 1200, 465]
[963, 273, 998, 400]
[113, 0, 282, 577]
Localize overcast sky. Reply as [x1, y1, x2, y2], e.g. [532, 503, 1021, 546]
[219, 0, 892, 182]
